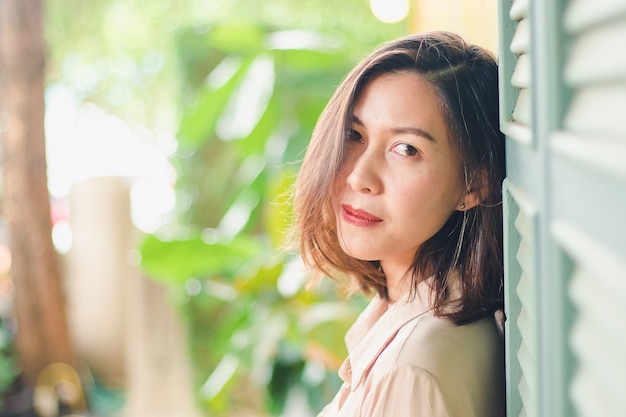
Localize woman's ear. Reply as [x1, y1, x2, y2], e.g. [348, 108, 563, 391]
[457, 169, 488, 211]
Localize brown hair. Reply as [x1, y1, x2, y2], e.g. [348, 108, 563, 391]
[293, 32, 505, 325]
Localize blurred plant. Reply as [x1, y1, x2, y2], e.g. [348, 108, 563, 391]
[44, 0, 404, 414]
[138, 21, 379, 415]
[141, 232, 367, 415]
[44, 0, 406, 133]
[0, 317, 18, 409]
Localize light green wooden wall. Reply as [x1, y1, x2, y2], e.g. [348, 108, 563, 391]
[499, 0, 626, 416]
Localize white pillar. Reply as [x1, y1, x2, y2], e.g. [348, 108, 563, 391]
[124, 274, 202, 417]
[66, 176, 132, 385]
[65, 176, 201, 416]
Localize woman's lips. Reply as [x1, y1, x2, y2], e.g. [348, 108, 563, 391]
[342, 205, 383, 227]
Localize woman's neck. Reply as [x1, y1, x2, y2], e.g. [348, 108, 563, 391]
[380, 261, 413, 304]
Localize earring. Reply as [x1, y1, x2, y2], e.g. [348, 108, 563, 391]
[459, 203, 466, 210]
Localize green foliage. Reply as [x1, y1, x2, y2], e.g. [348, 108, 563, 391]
[138, 24, 349, 415]
[0, 318, 18, 408]
[140, 234, 264, 284]
[177, 57, 255, 147]
[44, 0, 403, 415]
[136, 14, 400, 416]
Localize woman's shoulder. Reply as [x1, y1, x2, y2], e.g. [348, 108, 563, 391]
[389, 312, 505, 417]
[396, 311, 503, 372]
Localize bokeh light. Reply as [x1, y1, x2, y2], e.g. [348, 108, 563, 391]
[370, 0, 410, 23]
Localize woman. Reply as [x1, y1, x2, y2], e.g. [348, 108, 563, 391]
[293, 32, 506, 417]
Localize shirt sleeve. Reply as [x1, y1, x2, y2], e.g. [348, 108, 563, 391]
[364, 365, 451, 417]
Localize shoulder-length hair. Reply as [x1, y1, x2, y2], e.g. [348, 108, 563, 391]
[293, 32, 506, 325]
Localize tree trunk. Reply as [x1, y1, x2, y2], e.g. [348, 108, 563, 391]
[0, 0, 76, 384]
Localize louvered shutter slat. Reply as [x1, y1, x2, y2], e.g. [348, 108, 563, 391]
[552, 220, 626, 417]
[564, 84, 626, 138]
[564, 0, 626, 32]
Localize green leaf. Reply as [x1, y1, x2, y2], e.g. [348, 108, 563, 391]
[177, 57, 253, 147]
[273, 47, 347, 73]
[0, 354, 17, 396]
[234, 260, 283, 294]
[139, 234, 263, 284]
[208, 23, 266, 55]
[268, 346, 305, 415]
[199, 354, 240, 410]
[233, 94, 279, 157]
[216, 54, 275, 141]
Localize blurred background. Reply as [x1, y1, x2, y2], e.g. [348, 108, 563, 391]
[0, 0, 497, 416]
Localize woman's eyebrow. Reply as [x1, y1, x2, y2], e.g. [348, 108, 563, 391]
[391, 126, 437, 143]
[350, 114, 437, 142]
[350, 114, 365, 127]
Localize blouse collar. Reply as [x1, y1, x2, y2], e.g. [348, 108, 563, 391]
[338, 279, 435, 391]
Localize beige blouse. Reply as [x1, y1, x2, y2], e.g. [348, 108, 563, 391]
[318, 281, 505, 417]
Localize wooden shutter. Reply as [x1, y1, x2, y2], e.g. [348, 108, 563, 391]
[499, 0, 541, 416]
[500, 0, 532, 146]
[500, 0, 626, 416]
[551, 0, 626, 415]
[552, 222, 626, 417]
[503, 178, 537, 417]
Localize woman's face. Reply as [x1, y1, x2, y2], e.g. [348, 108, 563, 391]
[332, 71, 468, 273]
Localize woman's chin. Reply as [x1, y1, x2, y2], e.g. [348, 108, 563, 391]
[340, 244, 379, 262]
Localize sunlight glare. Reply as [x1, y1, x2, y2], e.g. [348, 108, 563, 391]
[52, 221, 73, 254]
[370, 0, 410, 23]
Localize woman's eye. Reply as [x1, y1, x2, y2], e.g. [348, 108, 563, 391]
[347, 129, 363, 142]
[393, 143, 419, 157]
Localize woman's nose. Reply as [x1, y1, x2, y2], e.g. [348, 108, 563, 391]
[345, 151, 383, 194]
